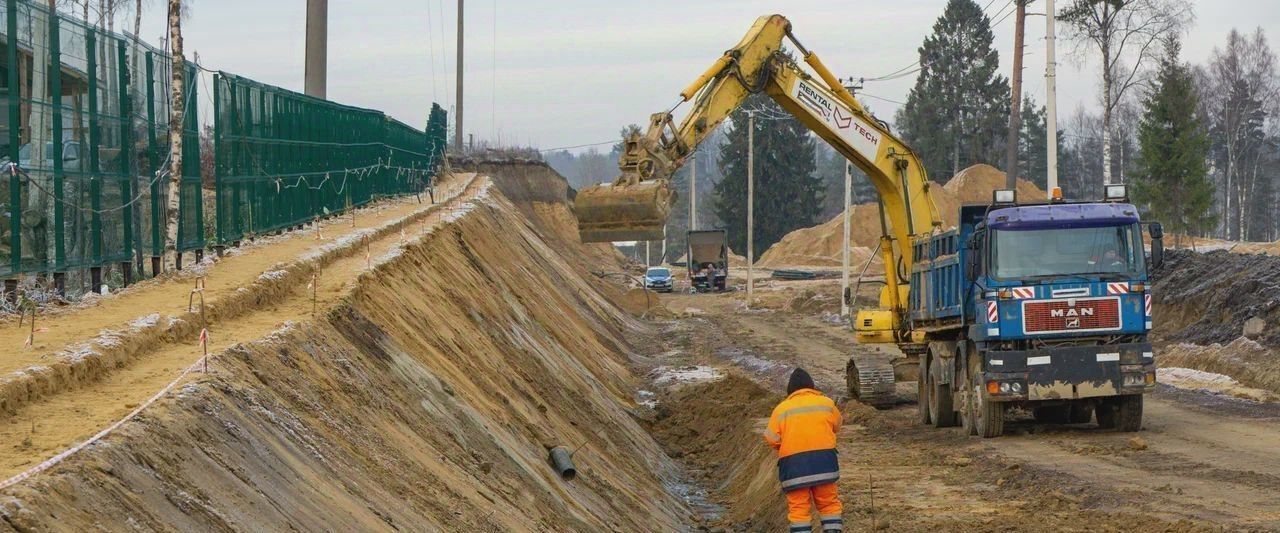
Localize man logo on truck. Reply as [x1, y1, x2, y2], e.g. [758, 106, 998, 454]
[1065, 317, 1081, 329]
[1050, 307, 1094, 318]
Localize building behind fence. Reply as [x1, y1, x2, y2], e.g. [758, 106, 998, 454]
[0, 0, 444, 299]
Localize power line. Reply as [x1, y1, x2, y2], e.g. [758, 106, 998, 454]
[538, 140, 617, 152]
[859, 92, 907, 106]
[425, 0, 439, 102]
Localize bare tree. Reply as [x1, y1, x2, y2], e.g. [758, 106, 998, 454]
[1060, 0, 1194, 184]
[163, 0, 183, 270]
[1200, 28, 1278, 240]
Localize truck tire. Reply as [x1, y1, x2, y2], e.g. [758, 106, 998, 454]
[1097, 395, 1142, 432]
[966, 353, 1004, 438]
[928, 352, 957, 427]
[1069, 402, 1094, 424]
[1032, 405, 1070, 424]
[918, 359, 933, 425]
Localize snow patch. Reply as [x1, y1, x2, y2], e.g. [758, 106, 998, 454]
[651, 365, 724, 386]
[257, 269, 288, 282]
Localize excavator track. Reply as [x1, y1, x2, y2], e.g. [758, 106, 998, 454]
[846, 356, 897, 409]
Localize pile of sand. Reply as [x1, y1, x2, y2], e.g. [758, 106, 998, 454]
[758, 164, 1044, 269]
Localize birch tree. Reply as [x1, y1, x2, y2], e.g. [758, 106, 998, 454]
[163, 0, 183, 270]
[1060, 0, 1193, 185]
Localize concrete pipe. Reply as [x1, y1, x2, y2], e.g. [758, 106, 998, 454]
[549, 446, 577, 480]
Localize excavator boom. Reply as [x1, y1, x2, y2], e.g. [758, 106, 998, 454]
[575, 15, 942, 339]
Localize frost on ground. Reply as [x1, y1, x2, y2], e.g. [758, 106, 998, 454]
[651, 365, 724, 386]
[1158, 366, 1277, 402]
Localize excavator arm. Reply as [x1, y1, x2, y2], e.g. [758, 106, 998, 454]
[574, 14, 943, 339]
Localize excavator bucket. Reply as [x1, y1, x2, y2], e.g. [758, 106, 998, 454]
[574, 179, 675, 243]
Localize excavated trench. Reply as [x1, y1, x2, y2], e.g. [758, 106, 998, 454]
[0, 163, 751, 531]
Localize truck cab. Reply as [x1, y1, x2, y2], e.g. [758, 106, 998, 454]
[909, 185, 1164, 437]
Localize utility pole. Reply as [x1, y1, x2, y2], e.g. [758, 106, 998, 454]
[689, 148, 697, 231]
[1045, 0, 1059, 198]
[454, 0, 464, 152]
[746, 111, 755, 308]
[1004, 0, 1027, 190]
[841, 160, 852, 317]
[304, 0, 327, 99]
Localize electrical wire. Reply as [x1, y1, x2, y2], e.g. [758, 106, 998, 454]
[425, 0, 439, 102]
[859, 92, 908, 106]
[537, 140, 616, 152]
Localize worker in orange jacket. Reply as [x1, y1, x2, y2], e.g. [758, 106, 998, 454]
[764, 368, 843, 533]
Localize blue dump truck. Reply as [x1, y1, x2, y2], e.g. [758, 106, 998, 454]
[907, 185, 1164, 437]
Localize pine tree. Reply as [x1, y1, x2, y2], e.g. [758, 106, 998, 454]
[713, 94, 823, 257]
[1132, 38, 1215, 239]
[1017, 96, 1049, 190]
[896, 0, 1010, 181]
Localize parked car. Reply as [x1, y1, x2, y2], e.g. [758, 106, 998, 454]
[643, 266, 674, 293]
[12, 140, 83, 172]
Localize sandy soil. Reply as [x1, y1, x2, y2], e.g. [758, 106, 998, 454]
[0, 173, 478, 480]
[636, 278, 1280, 531]
[0, 170, 698, 531]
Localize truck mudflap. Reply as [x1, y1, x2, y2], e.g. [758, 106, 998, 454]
[983, 343, 1155, 401]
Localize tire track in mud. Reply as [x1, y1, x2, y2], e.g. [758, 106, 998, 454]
[0, 176, 485, 481]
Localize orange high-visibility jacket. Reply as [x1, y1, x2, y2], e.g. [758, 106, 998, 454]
[764, 388, 841, 491]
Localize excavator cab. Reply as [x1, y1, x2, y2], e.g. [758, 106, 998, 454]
[574, 113, 683, 243]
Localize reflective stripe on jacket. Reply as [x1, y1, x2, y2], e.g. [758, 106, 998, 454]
[763, 388, 841, 491]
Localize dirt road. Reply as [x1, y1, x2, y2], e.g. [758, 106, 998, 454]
[645, 280, 1280, 531]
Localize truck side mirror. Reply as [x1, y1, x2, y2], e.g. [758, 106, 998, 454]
[1148, 222, 1164, 271]
[964, 233, 982, 279]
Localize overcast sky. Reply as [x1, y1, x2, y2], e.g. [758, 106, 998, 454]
[129, 0, 1279, 151]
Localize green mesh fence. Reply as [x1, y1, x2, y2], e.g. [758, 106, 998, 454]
[2, 0, 443, 284]
[213, 72, 434, 245]
[0, 0, 200, 278]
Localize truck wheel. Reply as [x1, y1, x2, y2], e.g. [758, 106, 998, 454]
[1069, 402, 1094, 424]
[918, 359, 933, 425]
[966, 354, 1004, 437]
[1098, 395, 1142, 432]
[1032, 406, 1070, 424]
[928, 353, 957, 427]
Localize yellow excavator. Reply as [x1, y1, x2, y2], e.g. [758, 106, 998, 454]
[575, 14, 944, 404]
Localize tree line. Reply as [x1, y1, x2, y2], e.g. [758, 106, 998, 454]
[549, 0, 1279, 258]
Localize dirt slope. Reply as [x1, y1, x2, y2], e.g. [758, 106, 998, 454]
[758, 164, 1043, 269]
[0, 177, 691, 530]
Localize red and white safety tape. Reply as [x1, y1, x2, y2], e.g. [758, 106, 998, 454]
[0, 354, 210, 491]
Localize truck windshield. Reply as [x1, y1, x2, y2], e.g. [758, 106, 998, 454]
[991, 223, 1145, 280]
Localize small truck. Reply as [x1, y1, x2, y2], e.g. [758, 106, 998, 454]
[686, 230, 728, 292]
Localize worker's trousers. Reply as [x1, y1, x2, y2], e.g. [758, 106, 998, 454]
[786, 482, 842, 532]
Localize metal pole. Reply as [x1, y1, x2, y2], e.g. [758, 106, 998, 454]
[689, 148, 697, 231]
[1003, 0, 1026, 190]
[454, 0, 464, 151]
[304, 0, 327, 99]
[746, 111, 755, 308]
[841, 160, 852, 317]
[1045, 0, 1059, 198]
[646, 240, 650, 266]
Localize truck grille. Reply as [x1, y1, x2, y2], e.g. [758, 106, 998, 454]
[1022, 297, 1121, 334]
